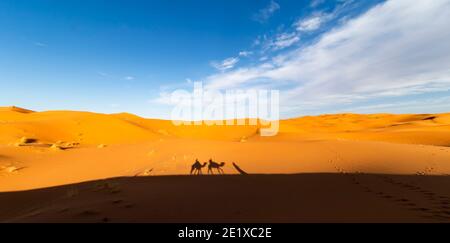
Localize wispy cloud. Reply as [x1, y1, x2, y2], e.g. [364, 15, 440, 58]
[258, 32, 301, 52]
[253, 0, 280, 23]
[296, 0, 360, 32]
[206, 0, 450, 115]
[271, 32, 301, 50]
[239, 51, 253, 57]
[337, 95, 450, 114]
[310, 0, 325, 8]
[124, 76, 135, 81]
[254, 1, 355, 53]
[295, 13, 328, 32]
[211, 57, 240, 72]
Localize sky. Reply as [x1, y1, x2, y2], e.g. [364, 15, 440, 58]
[1, 0, 450, 119]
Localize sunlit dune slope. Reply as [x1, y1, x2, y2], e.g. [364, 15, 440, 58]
[0, 109, 161, 145]
[1, 106, 450, 191]
[1, 106, 450, 146]
[280, 113, 450, 146]
[111, 113, 260, 142]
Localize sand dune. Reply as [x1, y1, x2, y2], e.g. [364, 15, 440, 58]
[2, 106, 450, 145]
[1, 106, 450, 222]
[1, 106, 450, 192]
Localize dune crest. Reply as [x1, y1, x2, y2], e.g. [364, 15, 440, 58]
[0, 106, 34, 114]
[1, 107, 450, 146]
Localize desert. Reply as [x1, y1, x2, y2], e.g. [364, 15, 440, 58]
[1, 106, 450, 222]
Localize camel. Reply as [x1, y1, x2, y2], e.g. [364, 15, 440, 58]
[190, 159, 207, 175]
[208, 159, 226, 175]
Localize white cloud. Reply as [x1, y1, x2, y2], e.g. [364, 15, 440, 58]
[258, 32, 301, 52]
[259, 1, 356, 53]
[296, 0, 359, 33]
[239, 51, 253, 57]
[338, 96, 450, 114]
[124, 76, 135, 81]
[310, 0, 325, 8]
[272, 32, 300, 50]
[211, 57, 240, 72]
[295, 14, 325, 32]
[253, 0, 280, 23]
[206, 0, 450, 114]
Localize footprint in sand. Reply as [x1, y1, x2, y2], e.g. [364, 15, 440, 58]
[411, 207, 431, 212]
[112, 199, 124, 205]
[58, 208, 70, 214]
[78, 210, 100, 217]
[0, 165, 26, 175]
[361, 176, 439, 220]
[379, 177, 450, 221]
[148, 150, 155, 156]
[122, 203, 135, 209]
[93, 181, 122, 194]
[403, 202, 417, 207]
[396, 198, 410, 203]
[65, 188, 79, 198]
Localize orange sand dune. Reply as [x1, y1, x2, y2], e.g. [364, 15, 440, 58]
[1, 107, 450, 193]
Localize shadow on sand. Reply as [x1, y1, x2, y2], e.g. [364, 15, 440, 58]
[1, 173, 450, 223]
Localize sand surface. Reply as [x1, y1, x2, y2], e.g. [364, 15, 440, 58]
[1, 174, 450, 223]
[1, 106, 450, 222]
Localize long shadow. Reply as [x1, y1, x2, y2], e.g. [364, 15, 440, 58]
[1, 173, 449, 223]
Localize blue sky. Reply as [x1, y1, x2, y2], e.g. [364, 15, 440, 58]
[1, 0, 450, 119]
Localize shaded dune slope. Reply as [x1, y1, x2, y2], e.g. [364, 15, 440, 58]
[1, 174, 450, 223]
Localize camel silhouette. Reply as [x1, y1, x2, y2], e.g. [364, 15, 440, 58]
[208, 159, 225, 175]
[190, 159, 207, 175]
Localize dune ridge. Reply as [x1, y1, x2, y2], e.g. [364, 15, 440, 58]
[2, 106, 450, 146]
